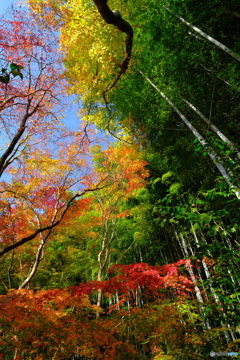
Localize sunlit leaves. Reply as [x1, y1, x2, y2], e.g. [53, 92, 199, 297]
[0, 260, 194, 359]
[28, 0, 127, 102]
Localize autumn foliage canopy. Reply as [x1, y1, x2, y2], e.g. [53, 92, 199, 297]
[0, 1, 239, 359]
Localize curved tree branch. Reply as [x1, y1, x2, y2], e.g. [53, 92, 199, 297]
[0, 180, 109, 257]
[93, 0, 133, 101]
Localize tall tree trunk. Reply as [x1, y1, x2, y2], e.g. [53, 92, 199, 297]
[191, 226, 236, 341]
[175, 230, 204, 304]
[138, 70, 240, 200]
[96, 268, 103, 319]
[95, 213, 117, 318]
[174, 230, 211, 330]
[18, 231, 50, 289]
[7, 250, 14, 289]
[178, 233, 234, 341]
[163, 6, 240, 62]
[182, 98, 240, 159]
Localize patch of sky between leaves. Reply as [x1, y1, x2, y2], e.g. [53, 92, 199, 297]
[0, 1, 112, 161]
[0, 1, 25, 14]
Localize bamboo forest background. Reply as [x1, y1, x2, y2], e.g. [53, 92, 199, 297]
[0, 0, 240, 359]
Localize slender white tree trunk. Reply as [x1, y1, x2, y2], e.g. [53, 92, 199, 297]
[162, 6, 240, 62]
[182, 98, 240, 159]
[175, 230, 203, 304]
[18, 233, 48, 289]
[138, 69, 240, 200]
[191, 226, 236, 341]
[179, 234, 205, 303]
[174, 230, 211, 330]
[179, 232, 235, 341]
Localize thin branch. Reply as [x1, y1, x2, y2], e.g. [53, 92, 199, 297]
[0, 180, 109, 257]
[0, 99, 39, 176]
[93, 0, 133, 100]
[7, 250, 14, 289]
[111, 315, 125, 330]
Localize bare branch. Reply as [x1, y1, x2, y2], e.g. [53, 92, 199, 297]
[0, 99, 39, 176]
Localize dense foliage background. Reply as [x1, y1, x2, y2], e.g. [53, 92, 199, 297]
[0, 0, 239, 358]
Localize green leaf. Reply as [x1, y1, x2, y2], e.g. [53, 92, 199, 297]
[1, 68, 7, 73]
[10, 63, 24, 71]
[0, 74, 10, 84]
[10, 63, 18, 71]
[10, 69, 23, 79]
[16, 64, 24, 70]
[11, 70, 21, 77]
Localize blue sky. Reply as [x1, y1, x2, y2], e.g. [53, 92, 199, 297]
[0, 0, 82, 132]
[0, 1, 28, 16]
[0, 1, 15, 14]
[0, 0, 113, 142]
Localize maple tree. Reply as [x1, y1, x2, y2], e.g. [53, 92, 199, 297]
[0, 7, 112, 299]
[0, 261, 195, 359]
[0, 8, 108, 263]
[82, 142, 149, 309]
[38, 142, 150, 307]
[0, 8, 64, 179]
[28, 0, 133, 104]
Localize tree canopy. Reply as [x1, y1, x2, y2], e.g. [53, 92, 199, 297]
[0, 0, 239, 359]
